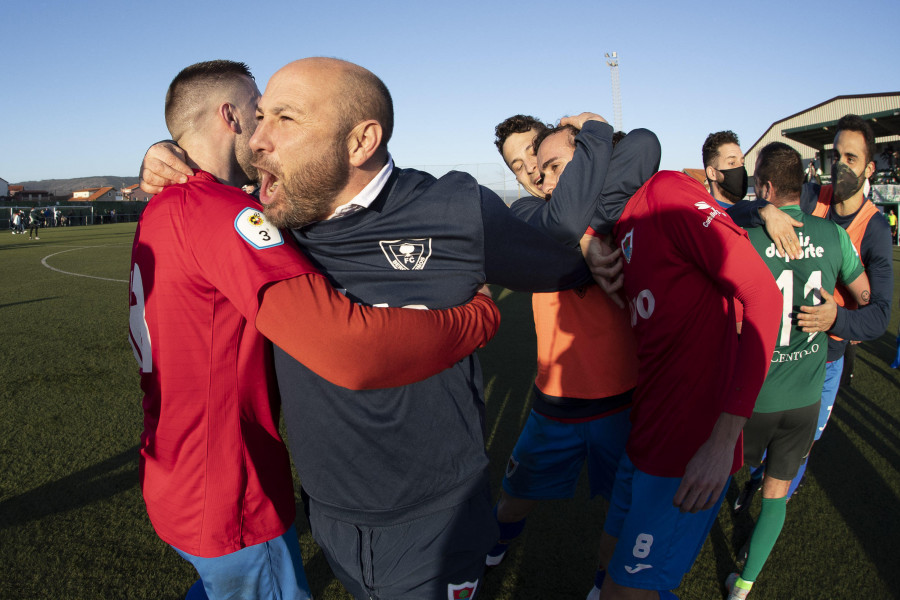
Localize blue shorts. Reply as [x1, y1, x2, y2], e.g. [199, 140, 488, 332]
[604, 455, 728, 591]
[173, 524, 311, 600]
[502, 408, 631, 501]
[816, 357, 843, 441]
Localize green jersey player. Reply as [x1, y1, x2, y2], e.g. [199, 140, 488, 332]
[726, 142, 870, 600]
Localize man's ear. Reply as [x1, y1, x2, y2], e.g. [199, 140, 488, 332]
[347, 120, 383, 167]
[705, 165, 719, 183]
[219, 103, 240, 133]
[864, 160, 876, 180]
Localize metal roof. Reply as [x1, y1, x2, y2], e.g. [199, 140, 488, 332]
[744, 93, 900, 174]
[781, 108, 900, 149]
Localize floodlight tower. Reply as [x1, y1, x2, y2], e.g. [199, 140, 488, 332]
[605, 51, 623, 132]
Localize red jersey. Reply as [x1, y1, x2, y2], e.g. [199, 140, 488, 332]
[129, 170, 315, 557]
[613, 172, 780, 477]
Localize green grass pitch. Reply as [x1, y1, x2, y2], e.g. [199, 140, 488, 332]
[1, 223, 898, 599]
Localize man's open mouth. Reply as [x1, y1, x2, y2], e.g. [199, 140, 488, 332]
[255, 168, 282, 205]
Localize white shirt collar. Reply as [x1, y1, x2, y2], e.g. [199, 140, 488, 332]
[327, 155, 394, 219]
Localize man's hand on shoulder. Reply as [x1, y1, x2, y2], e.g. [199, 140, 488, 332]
[560, 112, 608, 131]
[759, 204, 803, 260]
[139, 141, 193, 194]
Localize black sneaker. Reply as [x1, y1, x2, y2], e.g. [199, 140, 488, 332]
[733, 479, 761, 515]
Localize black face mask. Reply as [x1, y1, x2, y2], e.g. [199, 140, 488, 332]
[832, 161, 866, 201]
[717, 166, 748, 202]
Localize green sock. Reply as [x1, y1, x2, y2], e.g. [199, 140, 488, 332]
[734, 577, 753, 591]
[742, 496, 787, 581]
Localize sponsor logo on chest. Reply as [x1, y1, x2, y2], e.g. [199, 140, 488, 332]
[380, 238, 432, 270]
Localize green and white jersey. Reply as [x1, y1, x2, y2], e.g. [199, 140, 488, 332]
[746, 205, 864, 413]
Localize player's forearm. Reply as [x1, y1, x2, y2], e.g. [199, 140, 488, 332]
[725, 199, 766, 228]
[830, 246, 893, 341]
[481, 191, 592, 292]
[707, 412, 748, 451]
[256, 274, 500, 390]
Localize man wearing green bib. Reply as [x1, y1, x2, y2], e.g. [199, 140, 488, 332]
[725, 142, 870, 600]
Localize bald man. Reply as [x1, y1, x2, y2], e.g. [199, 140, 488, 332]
[133, 60, 504, 600]
[142, 57, 598, 599]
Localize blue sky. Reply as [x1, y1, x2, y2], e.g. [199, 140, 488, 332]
[2, 0, 897, 192]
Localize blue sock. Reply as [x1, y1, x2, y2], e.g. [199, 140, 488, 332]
[593, 569, 606, 589]
[488, 503, 526, 557]
[787, 460, 807, 498]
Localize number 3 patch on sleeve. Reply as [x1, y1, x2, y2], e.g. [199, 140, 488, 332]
[234, 208, 284, 249]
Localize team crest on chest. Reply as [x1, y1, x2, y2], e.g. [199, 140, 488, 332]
[448, 580, 478, 600]
[621, 228, 634, 263]
[379, 238, 432, 270]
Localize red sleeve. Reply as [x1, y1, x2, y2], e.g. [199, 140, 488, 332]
[726, 258, 781, 416]
[662, 178, 781, 417]
[183, 181, 316, 320]
[255, 274, 501, 390]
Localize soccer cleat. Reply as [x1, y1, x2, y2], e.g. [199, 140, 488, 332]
[733, 479, 761, 514]
[725, 573, 752, 600]
[485, 543, 507, 567]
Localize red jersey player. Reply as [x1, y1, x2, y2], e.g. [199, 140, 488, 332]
[532, 123, 780, 600]
[132, 60, 499, 600]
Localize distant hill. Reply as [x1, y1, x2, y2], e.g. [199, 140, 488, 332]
[11, 176, 140, 197]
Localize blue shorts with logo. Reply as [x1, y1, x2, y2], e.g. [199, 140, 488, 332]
[502, 408, 631, 501]
[604, 454, 728, 591]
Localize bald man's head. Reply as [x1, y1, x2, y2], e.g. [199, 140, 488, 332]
[164, 60, 256, 142]
[278, 58, 393, 148]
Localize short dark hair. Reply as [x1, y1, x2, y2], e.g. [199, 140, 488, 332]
[533, 124, 578, 155]
[165, 60, 254, 140]
[702, 130, 740, 168]
[836, 114, 876, 165]
[756, 142, 803, 196]
[494, 115, 548, 155]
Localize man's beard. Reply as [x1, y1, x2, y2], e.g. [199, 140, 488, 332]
[258, 139, 351, 229]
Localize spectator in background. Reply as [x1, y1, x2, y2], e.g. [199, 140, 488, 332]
[28, 207, 41, 240]
[805, 160, 821, 185]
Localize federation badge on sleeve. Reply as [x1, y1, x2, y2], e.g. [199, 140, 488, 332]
[448, 580, 478, 600]
[235, 207, 284, 250]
